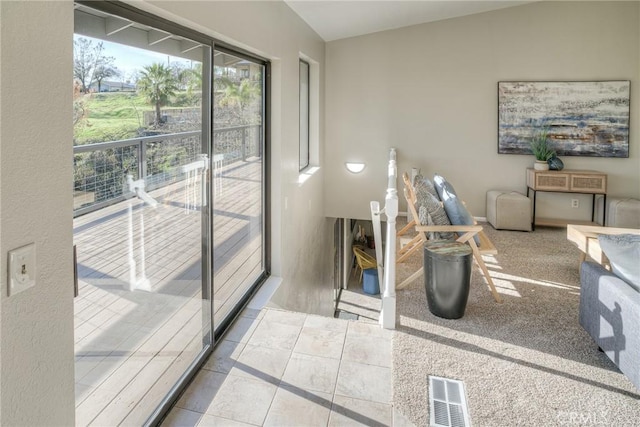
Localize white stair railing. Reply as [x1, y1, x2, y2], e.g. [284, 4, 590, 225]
[371, 148, 397, 329]
[370, 201, 384, 292]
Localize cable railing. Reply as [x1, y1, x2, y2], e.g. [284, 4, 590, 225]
[73, 124, 262, 216]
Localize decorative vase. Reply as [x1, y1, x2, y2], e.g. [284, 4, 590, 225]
[534, 160, 549, 171]
[548, 156, 564, 171]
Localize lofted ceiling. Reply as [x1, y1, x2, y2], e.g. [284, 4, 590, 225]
[75, 2, 535, 58]
[285, 0, 535, 42]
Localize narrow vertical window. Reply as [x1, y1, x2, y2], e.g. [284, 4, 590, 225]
[299, 59, 310, 171]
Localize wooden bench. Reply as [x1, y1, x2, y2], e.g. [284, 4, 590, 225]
[397, 172, 502, 303]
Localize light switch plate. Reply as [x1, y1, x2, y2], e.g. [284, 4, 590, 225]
[8, 243, 36, 296]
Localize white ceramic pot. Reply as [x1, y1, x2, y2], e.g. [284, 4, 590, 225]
[534, 160, 550, 171]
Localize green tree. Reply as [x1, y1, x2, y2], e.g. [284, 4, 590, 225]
[171, 62, 202, 104]
[137, 63, 179, 126]
[218, 77, 260, 124]
[73, 79, 87, 126]
[181, 63, 202, 97]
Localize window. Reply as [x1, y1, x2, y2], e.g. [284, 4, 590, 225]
[299, 59, 310, 171]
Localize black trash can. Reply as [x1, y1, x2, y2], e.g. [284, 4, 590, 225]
[424, 240, 472, 319]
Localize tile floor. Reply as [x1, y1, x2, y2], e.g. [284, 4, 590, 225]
[335, 274, 382, 323]
[161, 305, 394, 427]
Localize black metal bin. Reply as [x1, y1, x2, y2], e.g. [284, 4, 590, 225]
[423, 240, 472, 319]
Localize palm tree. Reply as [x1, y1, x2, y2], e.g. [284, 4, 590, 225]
[218, 77, 260, 123]
[137, 63, 178, 126]
[182, 63, 202, 98]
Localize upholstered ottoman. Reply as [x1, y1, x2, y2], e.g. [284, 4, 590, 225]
[486, 190, 532, 231]
[596, 197, 640, 229]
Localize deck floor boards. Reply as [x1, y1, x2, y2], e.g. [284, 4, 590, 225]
[74, 159, 264, 425]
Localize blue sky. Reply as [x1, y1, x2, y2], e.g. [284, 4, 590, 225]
[74, 34, 196, 81]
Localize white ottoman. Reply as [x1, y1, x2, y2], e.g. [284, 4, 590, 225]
[596, 197, 640, 228]
[486, 190, 532, 231]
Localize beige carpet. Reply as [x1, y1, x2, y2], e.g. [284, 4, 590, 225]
[393, 221, 640, 426]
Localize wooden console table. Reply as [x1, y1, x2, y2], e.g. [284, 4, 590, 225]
[526, 169, 607, 231]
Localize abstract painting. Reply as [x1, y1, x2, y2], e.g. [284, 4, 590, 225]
[498, 81, 630, 157]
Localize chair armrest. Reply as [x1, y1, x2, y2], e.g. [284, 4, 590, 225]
[414, 225, 482, 233]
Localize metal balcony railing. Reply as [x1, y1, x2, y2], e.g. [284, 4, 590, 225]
[73, 124, 262, 216]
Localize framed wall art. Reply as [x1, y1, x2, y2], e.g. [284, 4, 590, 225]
[498, 81, 630, 157]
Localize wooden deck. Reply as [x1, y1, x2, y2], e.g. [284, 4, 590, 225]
[74, 158, 263, 426]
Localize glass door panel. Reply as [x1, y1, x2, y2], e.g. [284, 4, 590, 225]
[212, 50, 265, 327]
[73, 5, 211, 425]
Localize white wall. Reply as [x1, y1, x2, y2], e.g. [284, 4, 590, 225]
[142, 0, 333, 315]
[0, 1, 76, 425]
[325, 1, 640, 221]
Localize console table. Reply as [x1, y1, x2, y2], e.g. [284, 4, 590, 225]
[526, 169, 607, 231]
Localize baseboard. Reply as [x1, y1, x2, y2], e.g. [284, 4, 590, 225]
[247, 275, 282, 310]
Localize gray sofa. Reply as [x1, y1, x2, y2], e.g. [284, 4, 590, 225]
[579, 261, 640, 390]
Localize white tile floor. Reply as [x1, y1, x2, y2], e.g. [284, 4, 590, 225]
[161, 306, 394, 427]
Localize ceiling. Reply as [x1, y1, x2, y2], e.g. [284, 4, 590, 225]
[285, 1, 534, 42]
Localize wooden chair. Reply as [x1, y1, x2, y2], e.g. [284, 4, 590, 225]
[397, 172, 502, 303]
[353, 246, 377, 283]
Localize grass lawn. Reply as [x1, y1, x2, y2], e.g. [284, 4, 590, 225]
[74, 92, 149, 145]
[74, 91, 199, 145]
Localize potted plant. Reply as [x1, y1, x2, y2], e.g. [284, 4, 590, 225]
[529, 127, 555, 171]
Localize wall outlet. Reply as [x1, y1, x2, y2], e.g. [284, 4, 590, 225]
[571, 199, 579, 208]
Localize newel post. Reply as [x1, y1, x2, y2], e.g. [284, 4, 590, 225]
[379, 148, 397, 329]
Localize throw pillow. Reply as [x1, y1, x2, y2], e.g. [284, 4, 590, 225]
[598, 234, 640, 291]
[432, 173, 447, 201]
[418, 206, 437, 241]
[414, 174, 439, 200]
[415, 187, 454, 240]
[433, 173, 480, 245]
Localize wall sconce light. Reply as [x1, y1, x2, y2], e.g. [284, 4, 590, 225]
[345, 162, 366, 174]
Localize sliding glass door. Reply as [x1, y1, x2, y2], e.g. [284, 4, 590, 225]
[73, 4, 268, 424]
[73, 4, 211, 425]
[212, 49, 266, 328]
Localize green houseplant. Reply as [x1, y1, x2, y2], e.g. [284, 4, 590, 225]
[529, 127, 555, 170]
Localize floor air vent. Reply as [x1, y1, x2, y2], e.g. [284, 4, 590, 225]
[429, 376, 471, 427]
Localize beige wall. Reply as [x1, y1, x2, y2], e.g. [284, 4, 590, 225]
[325, 1, 640, 221]
[0, 1, 76, 425]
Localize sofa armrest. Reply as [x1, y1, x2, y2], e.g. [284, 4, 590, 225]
[579, 261, 640, 390]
